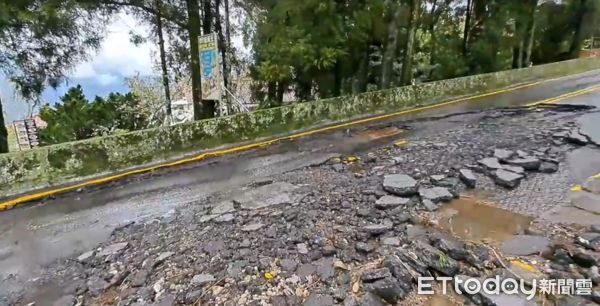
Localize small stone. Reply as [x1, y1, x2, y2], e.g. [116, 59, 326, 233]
[502, 165, 525, 174]
[589, 266, 600, 284]
[366, 277, 407, 304]
[361, 268, 392, 283]
[566, 130, 589, 145]
[363, 223, 393, 235]
[241, 222, 264, 232]
[98, 242, 128, 257]
[572, 251, 597, 268]
[406, 225, 427, 239]
[358, 292, 386, 306]
[382, 174, 418, 196]
[494, 149, 515, 161]
[211, 201, 235, 215]
[506, 157, 542, 171]
[297, 263, 316, 278]
[86, 276, 108, 296]
[185, 290, 202, 304]
[356, 242, 375, 254]
[591, 225, 600, 233]
[492, 169, 524, 189]
[155, 252, 174, 266]
[322, 245, 337, 257]
[422, 199, 439, 212]
[297, 243, 309, 254]
[382, 237, 400, 247]
[303, 294, 334, 306]
[77, 250, 94, 262]
[458, 169, 477, 188]
[375, 196, 410, 210]
[280, 259, 298, 272]
[429, 232, 468, 261]
[315, 258, 335, 280]
[130, 269, 150, 287]
[478, 157, 503, 170]
[190, 273, 215, 286]
[551, 248, 574, 266]
[332, 164, 344, 172]
[539, 162, 558, 173]
[418, 187, 453, 203]
[215, 213, 235, 222]
[430, 175, 446, 184]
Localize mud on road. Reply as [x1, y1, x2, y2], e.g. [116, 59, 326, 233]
[5, 104, 600, 306]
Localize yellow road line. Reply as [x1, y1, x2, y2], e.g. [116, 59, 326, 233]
[1, 75, 599, 210]
[526, 83, 600, 107]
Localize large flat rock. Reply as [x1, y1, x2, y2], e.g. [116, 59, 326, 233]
[479, 157, 503, 170]
[418, 187, 453, 203]
[572, 191, 600, 214]
[500, 235, 551, 256]
[506, 157, 541, 171]
[382, 174, 418, 196]
[233, 182, 305, 210]
[492, 169, 524, 189]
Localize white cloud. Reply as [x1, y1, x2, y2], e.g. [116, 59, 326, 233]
[96, 73, 120, 86]
[71, 13, 155, 87]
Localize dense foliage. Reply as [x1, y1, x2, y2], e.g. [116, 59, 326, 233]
[39, 85, 147, 144]
[247, 0, 600, 106]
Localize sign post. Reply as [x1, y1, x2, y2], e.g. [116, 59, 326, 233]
[198, 33, 223, 101]
[13, 118, 39, 150]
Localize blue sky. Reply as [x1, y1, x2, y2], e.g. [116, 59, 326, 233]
[1, 13, 155, 123]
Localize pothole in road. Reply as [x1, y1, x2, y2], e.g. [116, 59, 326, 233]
[437, 197, 533, 243]
[354, 126, 404, 141]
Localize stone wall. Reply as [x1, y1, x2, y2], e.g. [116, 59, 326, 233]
[2, 58, 600, 197]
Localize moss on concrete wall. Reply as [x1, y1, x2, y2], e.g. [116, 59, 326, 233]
[2, 58, 600, 197]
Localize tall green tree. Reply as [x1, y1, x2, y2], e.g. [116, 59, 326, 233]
[39, 85, 147, 144]
[0, 0, 110, 151]
[400, 0, 419, 85]
[0, 96, 7, 153]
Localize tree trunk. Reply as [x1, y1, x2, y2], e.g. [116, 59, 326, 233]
[569, 0, 588, 58]
[0, 96, 8, 153]
[276, 82, 285, 104]
[468, 0, 485, 50]
[266, 82, 278, 106]
[381, 3, 403, 89]
[463, 0, 473, 55]
[186, 0, 206, 119]
[202, 0, 213, 34]
[333, 60, 343, 97]
[352, 48, 369, 94]
[523, 0, 538, 66]
[215, 0, 228, 90]
[224, 0, 231, 51]
[429, 0, 439, 79]
[400, 0, 419, 86]
[155, 0, 172, 118]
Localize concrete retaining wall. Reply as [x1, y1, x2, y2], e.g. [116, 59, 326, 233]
[2, 58, 600, 197]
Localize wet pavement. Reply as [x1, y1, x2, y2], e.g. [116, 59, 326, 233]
[1, 70, 600, 304]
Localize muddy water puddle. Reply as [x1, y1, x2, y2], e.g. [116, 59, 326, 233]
[437, 197, 533, 243]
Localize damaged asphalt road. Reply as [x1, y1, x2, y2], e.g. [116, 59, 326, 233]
[2, 70, 600, 305]
[3, 97, 600, 305]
